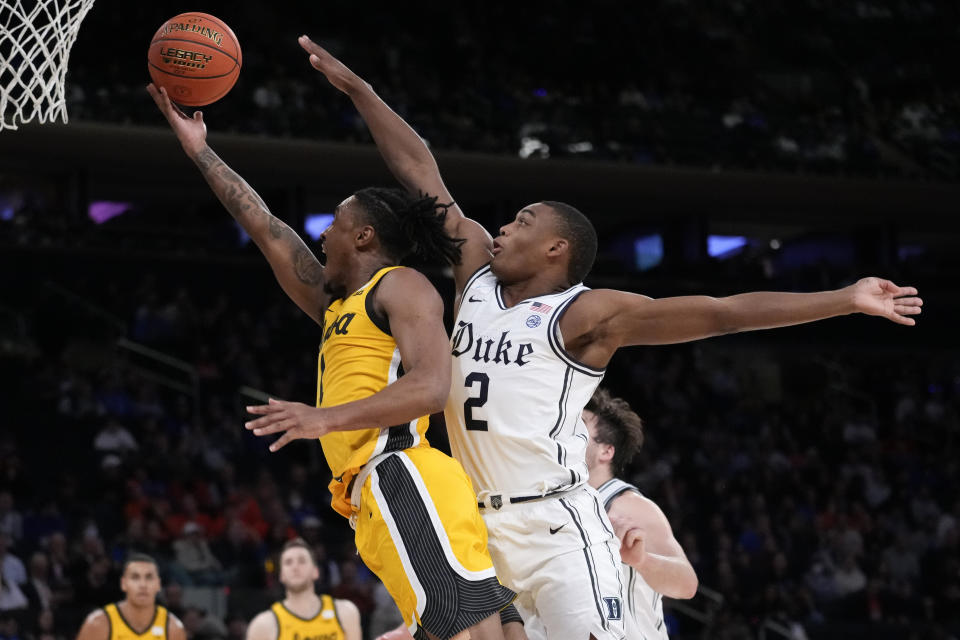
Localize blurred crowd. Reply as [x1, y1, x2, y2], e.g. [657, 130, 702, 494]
[63, 0, 959, 181]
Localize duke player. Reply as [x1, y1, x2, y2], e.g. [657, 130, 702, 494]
[297, 35, 923, 640]
[586, 389, 696, 639]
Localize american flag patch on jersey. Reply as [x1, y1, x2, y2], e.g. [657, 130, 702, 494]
[529, 301, 553, 313]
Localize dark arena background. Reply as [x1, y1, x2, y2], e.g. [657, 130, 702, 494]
[1, 1, 959, 639]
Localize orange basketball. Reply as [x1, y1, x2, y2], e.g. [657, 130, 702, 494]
[147, 12, 241, 107]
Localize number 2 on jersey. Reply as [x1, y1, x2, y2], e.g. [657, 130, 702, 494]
[463, 372, 489, 431]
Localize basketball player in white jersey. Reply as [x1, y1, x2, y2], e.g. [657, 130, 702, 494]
[297, 35, 923, 640]
[586, 388, 696, 639]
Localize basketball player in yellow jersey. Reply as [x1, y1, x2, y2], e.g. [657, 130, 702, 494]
[247, 539, 361, 640]
[75, 554, 186, 640]
[149, 84, 517, 640]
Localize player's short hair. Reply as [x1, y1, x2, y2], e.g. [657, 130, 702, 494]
[541, 201, 597, 284]
[352, 187, 463, 266]
[280, 537, 316, 567]
[586, 388, 644, 476]
[122, 552, 158, 574]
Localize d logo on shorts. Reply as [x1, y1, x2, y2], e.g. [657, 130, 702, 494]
[603, 596, 623, 621]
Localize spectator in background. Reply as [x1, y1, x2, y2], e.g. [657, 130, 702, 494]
[0, 536, 25, 589]
[0, 495, 22, 545]
[211, 519, 262, 589]
[330, 560, 372, 622]
[0, 573, 27, 614]
[181, 606, 227, 640]
[21, 554, 54, 615]
[172, 523, 223, 587]
[41, 536, 71, 607]
[92, 420, 138, 457]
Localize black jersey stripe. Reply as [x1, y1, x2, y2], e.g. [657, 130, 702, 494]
[546, 290, 606, 377]
[461, 264, 492, 297]
[548, 367, 573, 438]
[560, 497, 610, 634]
[372, 455, 516, 638]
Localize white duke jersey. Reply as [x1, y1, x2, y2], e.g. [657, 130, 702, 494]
[598, 478, 669, 640]
[445, 265, 605, 497]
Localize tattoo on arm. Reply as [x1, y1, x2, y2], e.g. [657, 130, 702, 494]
[192, 146, 326, 295]
[294, 247, 323, 285]
[268, 214, 285, 239]
[193, 147, 269, 227]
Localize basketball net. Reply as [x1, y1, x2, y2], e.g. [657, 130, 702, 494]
[0, 0, 95, 131]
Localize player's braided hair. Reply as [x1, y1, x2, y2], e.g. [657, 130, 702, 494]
[353, 187, 463, 265]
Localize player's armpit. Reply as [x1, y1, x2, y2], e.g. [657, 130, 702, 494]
[167, 614, 187, 640]
[334, 599, 363, 640]
[75, 610, 109, 640]
[245, 610, 279, 640]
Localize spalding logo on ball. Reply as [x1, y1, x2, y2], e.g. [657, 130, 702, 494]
[148, 12, 241, 106]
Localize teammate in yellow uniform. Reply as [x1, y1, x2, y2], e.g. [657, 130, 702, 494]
[75, 554, 186, 640]
[247, 539, 361, 640]
[148, 84, 517, 640]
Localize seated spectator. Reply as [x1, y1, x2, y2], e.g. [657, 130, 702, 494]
[171, 524, 223, 587]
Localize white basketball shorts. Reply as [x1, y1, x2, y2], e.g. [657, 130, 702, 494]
[480, 485, 626, 640]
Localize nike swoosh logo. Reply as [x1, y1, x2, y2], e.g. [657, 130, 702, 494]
[468, 296, 483, 303]
[549, 524, 566, 535]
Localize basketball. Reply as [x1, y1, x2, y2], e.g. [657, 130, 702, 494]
[147, 12, 241, 107]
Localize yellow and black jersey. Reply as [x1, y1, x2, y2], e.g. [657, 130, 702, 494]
[270, 597, 344, 640]
[103, 603, 169, 640]
[318, 266, 430, 517]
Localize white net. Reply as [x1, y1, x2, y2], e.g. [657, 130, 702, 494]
[0, 0, 95, 131]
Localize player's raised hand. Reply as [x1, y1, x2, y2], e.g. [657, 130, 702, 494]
[245, 398, 333, 452]
[146, 83, 207, 156]
[848, 277, 923, 326]
[297, 35, 366, 94]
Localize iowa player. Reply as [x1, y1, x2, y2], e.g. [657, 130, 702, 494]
[148, 85, 515, 640]
[247, 539, 360, 640]
[75, 554, 186, 640]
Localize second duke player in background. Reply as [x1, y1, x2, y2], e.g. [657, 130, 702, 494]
[586, 389, 697, 640]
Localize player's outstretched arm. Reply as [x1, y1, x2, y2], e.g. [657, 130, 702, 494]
[608, 492, 698, 600]
[147, 83, 328, 325]
[334, 599, 362, 640]
[564, 277, 923, 368]
[297, 35, 492, 293]
[245, 268, 451, 451]
[75, 610, 109, 640]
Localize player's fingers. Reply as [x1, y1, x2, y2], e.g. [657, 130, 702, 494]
[244, 409, 287, 430]
[269, 431, 298, 452]
[245, 403, 283, 415]
[894, 303, 922, 315]
[194, 110, 203, 123]
[298, 34, 327, 57]
[309, 54, 322, 70]
[622, 528, 644, 548]
[876, 278, 898, 293]
[895, 286, 919, 297]
[252, 417, 297, 437]
[894, 296, 922, 307]
[889, 314, 916, 326]
[244, 413, 280, 430]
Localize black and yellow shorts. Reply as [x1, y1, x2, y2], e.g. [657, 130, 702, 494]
[353, 446, 516, 639]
